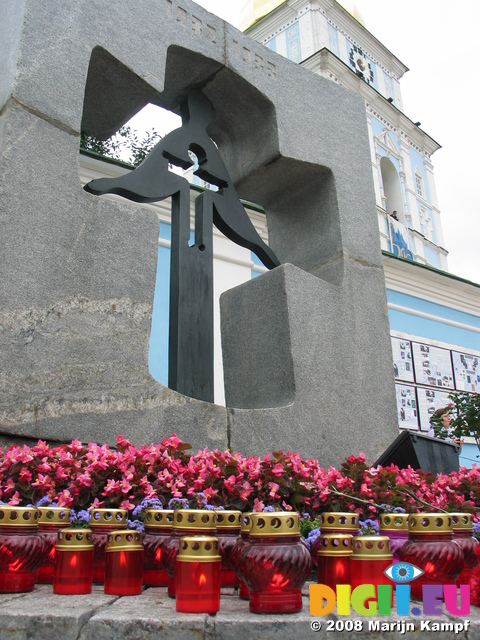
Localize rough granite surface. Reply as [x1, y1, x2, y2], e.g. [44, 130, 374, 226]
[1, 0, 398, 466]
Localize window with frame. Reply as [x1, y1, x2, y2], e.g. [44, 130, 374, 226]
[415, 172, 423, 198]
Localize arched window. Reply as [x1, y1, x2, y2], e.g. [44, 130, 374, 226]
[380, 156, 403, 220]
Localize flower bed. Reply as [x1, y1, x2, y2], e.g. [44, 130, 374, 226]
[1, 434, 479, 524]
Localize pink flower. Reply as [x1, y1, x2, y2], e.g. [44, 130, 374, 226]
[271, 463, 285, 477]
[253, 498, 265, 512]
[55, 490, 74, 507]
[8, 491, 21, 506]
[18, 468, 32, 483]
[68, 439, 84, 453]
[224, 475, 237, 493]
[32, 474, 52, 489]
[102, 479, 120, 496]
[239, 482, 254, 501]
[268, 482, 280, 499]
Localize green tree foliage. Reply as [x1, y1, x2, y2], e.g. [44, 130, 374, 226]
[80, 126, 161, 167]
[449, 392, 480, 449]
[431, 391, 480, 451]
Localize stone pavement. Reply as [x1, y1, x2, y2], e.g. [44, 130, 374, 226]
[1, 583, 480, 640]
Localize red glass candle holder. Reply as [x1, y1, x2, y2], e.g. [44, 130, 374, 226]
[0, 506, 43, 593]
[104, 529, 144, 596]
[467, 543, 480, 606]
[36, 506, 71, 583]
[215, 510, 241, 587]
[231, 513, 252, 600]
[53, 528, 94, 594]
[379, 513, 409, 563]
[163, 509, 216, 598]
[317, 533, 353, 591]
[312, 512, 359, 567]
[350, 536, 393, 599]
[143, 509, 174, 586]
[239, 512, 312, 614]
[397, 513, 464, 599]
[176, 536, 221, 614]
[450, 513, 478, 586]
[90, 508, 128, 583]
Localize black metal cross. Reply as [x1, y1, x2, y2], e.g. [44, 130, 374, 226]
[84, 90, 280, 403]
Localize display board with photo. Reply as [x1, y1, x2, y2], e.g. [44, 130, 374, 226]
[416, 387, 451, 431]
[395, 384, 418, 429]
[391, 337, 414, 383]
[412, 343, 454, 389]
[452, 351, 480, 393]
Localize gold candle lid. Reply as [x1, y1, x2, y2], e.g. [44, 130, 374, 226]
[352, 536, 392, 560]
[56, 528, 93, 551]
[172, 509, 216, 531]
[89, 508, 128, 528]
[215, 510, 242, 529]
[241, 513, 252, 533]
[317, 533, 353, 556]
[379, 513, 409, 532]
[0, 506, 39, 527]
[38, 506, 71, 526]
[105, 529, 144, 552]
[177, 536, 221, 562]
[320, 512, 359, 532]
[144, 509, 174, 528]
[249, 512, 299, 537]
[408, 513, 452, 534]
[450, 513, 473, 532]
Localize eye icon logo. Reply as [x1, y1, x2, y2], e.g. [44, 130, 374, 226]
[384, 562, 424, 583]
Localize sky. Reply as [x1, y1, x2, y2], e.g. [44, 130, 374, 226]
[133, 0, 480, 285]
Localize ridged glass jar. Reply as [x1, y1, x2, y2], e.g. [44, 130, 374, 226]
[143, 509, 174, 586]
[0, 506, 43, 592]
[215, 510, 241, 587]
[162, 509, 217, 598]
[89, 508, 128, 583]
[379, 513, 409, 563]
[36, 506, 71, 583]
[104, 529, 144, 596]
[53, 528, 94, 594]
[450, 513, 478, 587]
[231, 513, 252, 600]
[175, 536, 221, 614]
[397, 513, 464, 599]
[238, 512, 312, 614]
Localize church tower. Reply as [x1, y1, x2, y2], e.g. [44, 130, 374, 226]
[243, 0, 448, 271]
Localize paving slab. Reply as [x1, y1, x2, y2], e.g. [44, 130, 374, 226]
[1, 583, 479, 640]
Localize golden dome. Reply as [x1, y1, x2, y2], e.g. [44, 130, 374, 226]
[336, 0, 365, 26]
[240, 0, 365, 31]
[240, 0, 286, 31]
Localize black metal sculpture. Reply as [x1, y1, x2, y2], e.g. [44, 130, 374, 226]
[84, 90, 280, 403]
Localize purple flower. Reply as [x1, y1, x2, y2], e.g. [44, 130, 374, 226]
[304, 527, 321, 552]
[167, 498, 189, 510]
[128, 519, 145, 533]
[36, 497, 51, 507]
[69, 509, 91, 528]
[359, 518, 379, 535]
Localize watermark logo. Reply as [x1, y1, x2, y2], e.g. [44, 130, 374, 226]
[309, 562, 470, 618]
[384, 562, 424, 583]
